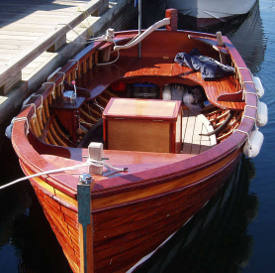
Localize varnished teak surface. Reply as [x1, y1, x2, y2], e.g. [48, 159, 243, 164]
[11, 27, 258, 273]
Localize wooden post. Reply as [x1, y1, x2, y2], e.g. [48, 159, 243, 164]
[78, 174, 94, 273]
[216, 31, 226, 64]
[165, 9, 178, 32]
[216, 31, 224, 47]
[47, 35, 67, 52]
[88, 142, 103, 175]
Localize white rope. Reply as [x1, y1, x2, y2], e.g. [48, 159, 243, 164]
[23, 103, 37, 117]
[0, 158, 127, 191]
[96, 50, 120, 66]
[36, 95, 44, 109]
[14, 117, 29, 134]
[97, 18, 170, 66]
[245, 104, 257, 109]
[42, 82, 56, 99]
[242, 114, 256, 121]
[113, 18, 170, 52]
[5, 117, 30, 139]
[21, 93, 41, 110]
[96, 38, 120, 66]
[57, 71, 66, 93]
[244, 91, 257, 96]
[234, 128, 249, 137]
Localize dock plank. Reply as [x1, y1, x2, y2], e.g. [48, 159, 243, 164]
[0, 0, 106, 93]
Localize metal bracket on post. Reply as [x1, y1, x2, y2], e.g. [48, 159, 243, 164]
[78, 173, 94, 273]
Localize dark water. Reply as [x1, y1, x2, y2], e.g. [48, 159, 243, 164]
[0, 0, 274, 272]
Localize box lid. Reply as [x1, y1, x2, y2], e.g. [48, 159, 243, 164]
[103, 98, 181, 120]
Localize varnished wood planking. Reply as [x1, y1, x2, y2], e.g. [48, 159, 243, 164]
[31, 183, 81, 272]
[91, 148, 240, 210]
[92, 162, 237, 272]
[27, 139, 240, 211]
[107, 118, 171, 152]
[10, 26, 258, 273]
[21, 142, 240, 273]
[104, 98, 180, 119]
[103, 99, 182, 153]
[31, 152, 238, 273]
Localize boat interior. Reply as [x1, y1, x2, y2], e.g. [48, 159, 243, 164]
[23, 30, 247, 172]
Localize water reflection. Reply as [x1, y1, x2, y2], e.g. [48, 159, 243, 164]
[175, 1, 266, 74]
[225, 1, 266, 73]
[0, 138, 72, 273]
[136, 158, 258, 273]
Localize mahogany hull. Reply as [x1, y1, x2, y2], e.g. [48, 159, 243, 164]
[20, 149, 241, 273]
[10, 12, 261, 273]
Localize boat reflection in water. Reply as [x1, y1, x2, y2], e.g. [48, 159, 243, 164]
[225, 0, 266, 74]
[0, 138, 72, 273]
[166, 0, 257, 29]
[176, 0, 266, 74]
[135, 157, 258, 273]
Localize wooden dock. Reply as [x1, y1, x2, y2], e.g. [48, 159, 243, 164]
[0, 0, 136, 125]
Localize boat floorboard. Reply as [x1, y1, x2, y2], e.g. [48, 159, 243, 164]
[182, 109, 216, 155]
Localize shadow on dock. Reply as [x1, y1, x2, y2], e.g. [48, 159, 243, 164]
[0, 0, 85, 28]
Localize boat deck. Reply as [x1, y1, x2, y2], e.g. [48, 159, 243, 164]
[39, 109, 216, 181]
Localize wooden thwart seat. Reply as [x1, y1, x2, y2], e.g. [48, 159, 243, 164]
[79, 56, 245, 111]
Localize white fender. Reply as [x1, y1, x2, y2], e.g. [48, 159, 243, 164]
[243, 129, 264, 158]
[253, 76, 264, 98]
[162, 85, 171, 100]
[256, 100, 268, 127]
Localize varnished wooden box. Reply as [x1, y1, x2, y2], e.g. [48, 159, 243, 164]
[103, 98, 182, 153]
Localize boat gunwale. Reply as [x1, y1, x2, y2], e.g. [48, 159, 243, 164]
[11, 29, 257, 198]
[19, 149, 242, 213]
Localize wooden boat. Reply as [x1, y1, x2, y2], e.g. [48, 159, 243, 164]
[167, 0, 256, 28]
[10, 9, 265, 273]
